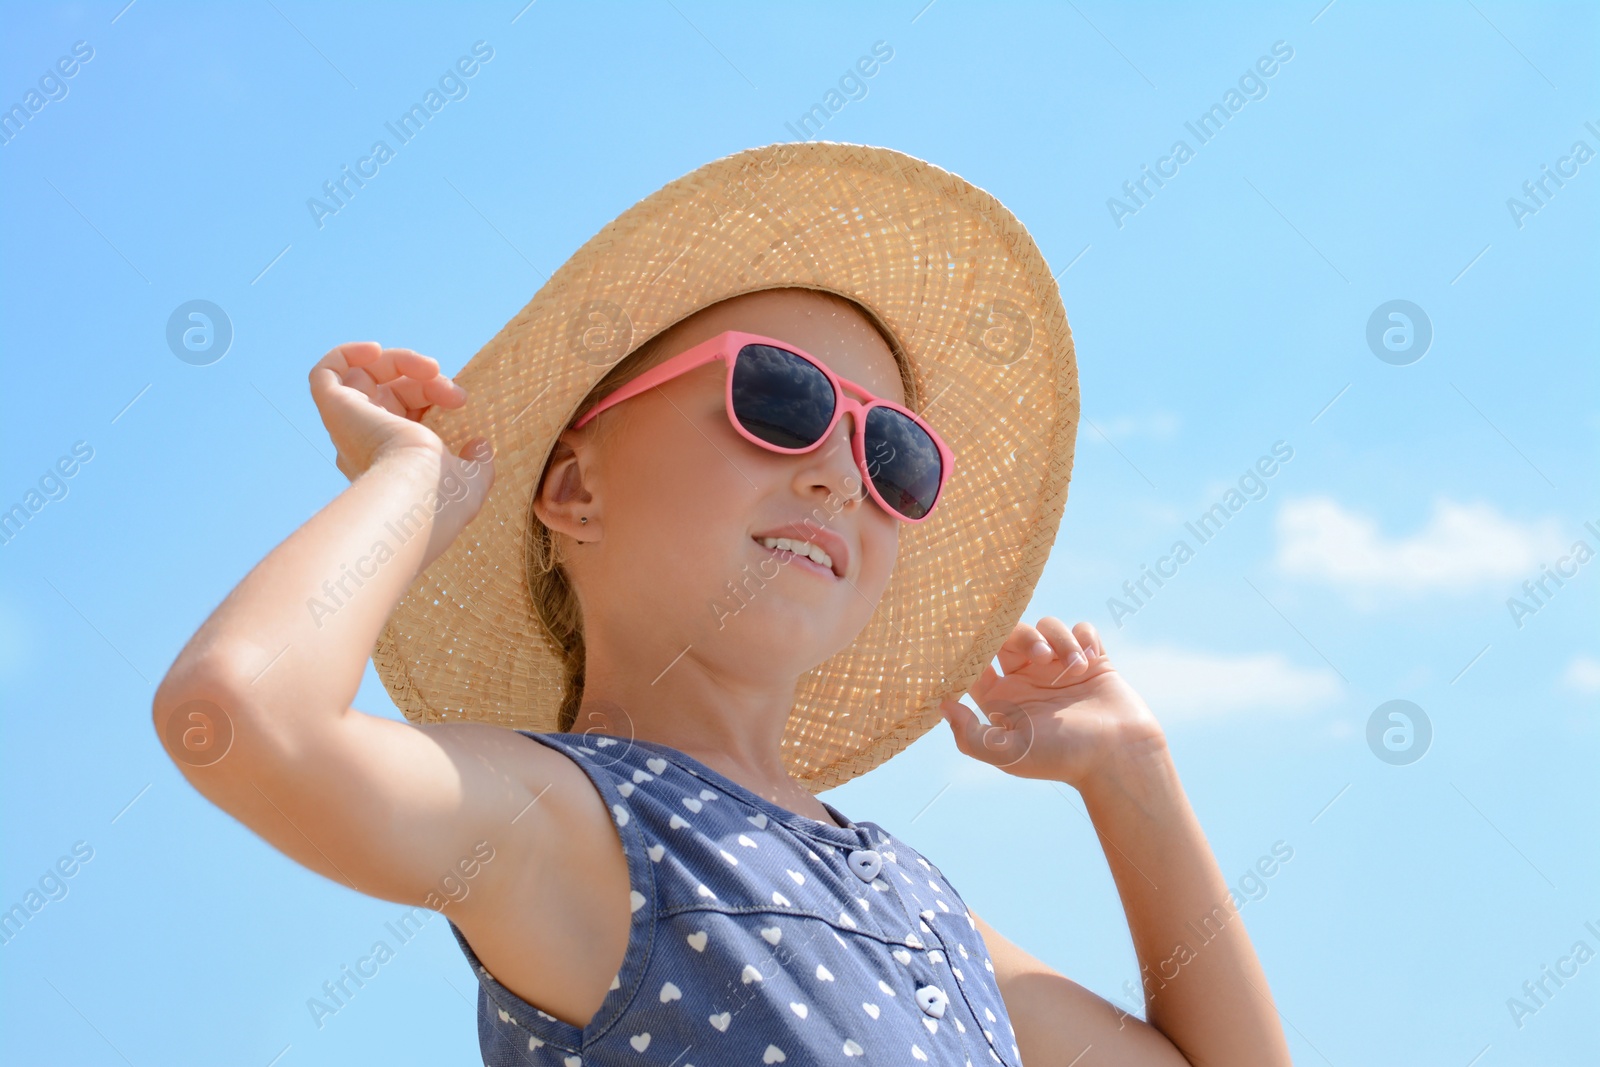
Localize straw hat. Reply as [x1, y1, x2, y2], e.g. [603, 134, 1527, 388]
[372, 140, 1078, 792]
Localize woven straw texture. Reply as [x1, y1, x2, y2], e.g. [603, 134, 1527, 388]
[371, 141, 1078, 792]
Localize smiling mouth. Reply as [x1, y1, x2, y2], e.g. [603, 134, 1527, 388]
[751, 536, 841, 580]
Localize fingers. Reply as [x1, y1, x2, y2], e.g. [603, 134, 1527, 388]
[329, 365, 395, 416]
[1037, 616, 1089, 684]
[939, 698, 1030, 768]
[361, 348, 466, 407]
[371, 380, 409, 418]
[363, 347, 434, 382]
[995, 618, 1102, 688]
[310, 342, 467, 415]
[1023, 617, 1110, 687]
[386, 372, 467, 413]
[309, 341, 378, 395]
[1074, 621, 1104, 660]
[995, 621, 1051, 676]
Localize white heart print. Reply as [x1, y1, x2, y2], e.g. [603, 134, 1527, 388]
[487, 733, 1015, 1067]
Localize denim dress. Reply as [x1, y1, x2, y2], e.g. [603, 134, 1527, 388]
[447, 730, 1023, 1066]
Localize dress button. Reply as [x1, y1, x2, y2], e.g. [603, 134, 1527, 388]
[915, 984, 949, 1018]
[847, 849, 882, 882]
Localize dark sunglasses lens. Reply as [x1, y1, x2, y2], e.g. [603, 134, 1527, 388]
[731, 345, 836, 449]
[863, 406, 944, 520]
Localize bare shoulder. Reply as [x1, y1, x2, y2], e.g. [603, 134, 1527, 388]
[439, 725, 634, 1031]
[423, 724, 623, 913]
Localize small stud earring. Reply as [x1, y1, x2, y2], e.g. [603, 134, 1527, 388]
[579, 516, 588, 524]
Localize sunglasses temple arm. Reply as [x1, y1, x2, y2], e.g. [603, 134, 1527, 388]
[572, 344, 728, 428]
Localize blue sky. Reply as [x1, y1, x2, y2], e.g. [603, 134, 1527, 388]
[2, 1, 1596, 1064]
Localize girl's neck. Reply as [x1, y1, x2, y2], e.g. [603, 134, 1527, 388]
[572, 700, 840, 828]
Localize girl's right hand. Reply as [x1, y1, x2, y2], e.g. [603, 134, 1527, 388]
[308, 341, 483, 481]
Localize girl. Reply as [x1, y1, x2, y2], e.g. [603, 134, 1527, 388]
[154, 144, 1290, 1065]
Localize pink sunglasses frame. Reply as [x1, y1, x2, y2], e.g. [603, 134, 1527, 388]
[571, 329, 954, 523]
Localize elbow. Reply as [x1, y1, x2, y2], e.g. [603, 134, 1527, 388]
[151, 653, 262, 776]
[151, 685, 238, 774]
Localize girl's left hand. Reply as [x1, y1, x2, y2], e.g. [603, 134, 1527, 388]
[939, 617, 1167, 791]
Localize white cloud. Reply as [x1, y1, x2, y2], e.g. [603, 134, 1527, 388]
[1108, 642, 1343, 723]
[937, 641, 1342, 743]
[1561, 655, 1600, 695]
[1272, 496, 1569, 593]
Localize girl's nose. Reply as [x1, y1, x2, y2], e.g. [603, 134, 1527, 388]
[796, 414, 866, 508]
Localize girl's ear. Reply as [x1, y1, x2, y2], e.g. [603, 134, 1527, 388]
[533, 430, 597, 543]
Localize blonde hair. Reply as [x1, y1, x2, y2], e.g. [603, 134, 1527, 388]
[526, 289, 916, 733]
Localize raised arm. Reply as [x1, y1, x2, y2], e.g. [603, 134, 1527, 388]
[151, 344, 574, 918]
[968, 907, 1190, 1067]
[941, 619, 1292, 1067]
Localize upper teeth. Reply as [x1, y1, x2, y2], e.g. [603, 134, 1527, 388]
[758, 537, 834, 573]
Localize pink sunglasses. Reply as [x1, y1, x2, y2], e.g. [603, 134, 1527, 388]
[572, 329, 954, 522]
